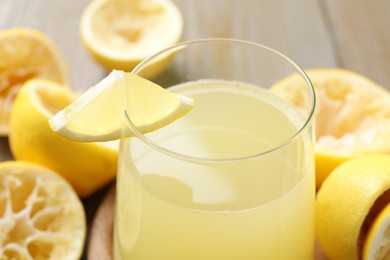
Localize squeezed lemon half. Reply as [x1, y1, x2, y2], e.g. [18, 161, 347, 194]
[0, 28, 68, 135]
[80, 0, 183, 75]
[0, 161, 85, 259]
[271, 69, 390, 188]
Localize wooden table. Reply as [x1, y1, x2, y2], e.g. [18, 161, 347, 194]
[0, 0, 389, 259]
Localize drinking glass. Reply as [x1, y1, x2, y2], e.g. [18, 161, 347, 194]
[114, 38, 316, 260]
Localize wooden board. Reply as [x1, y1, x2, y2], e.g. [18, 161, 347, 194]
[88, 185, 116, 260]
[88, 184, 328, 260]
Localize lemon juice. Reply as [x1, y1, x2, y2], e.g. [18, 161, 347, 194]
[114, 80, 315, 259]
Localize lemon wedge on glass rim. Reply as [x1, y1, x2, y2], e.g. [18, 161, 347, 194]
[49, 70, 194, 142]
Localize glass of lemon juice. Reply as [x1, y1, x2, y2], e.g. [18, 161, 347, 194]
[114, 39, 316, 259]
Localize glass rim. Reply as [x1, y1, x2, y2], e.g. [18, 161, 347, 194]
[125, 38, 316, 163]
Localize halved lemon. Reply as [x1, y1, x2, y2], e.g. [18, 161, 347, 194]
[49, 70, 194, 142]
[80, 0, 183, 76]
[0, 161, 85, 259]
[271, 69, 390, 188]
[316, 154, 390, 260]
[9, 79, 118, 197]
[0, 28, 69, 135]
[315, 154, 390, 260]
[363, 202, 390, 259]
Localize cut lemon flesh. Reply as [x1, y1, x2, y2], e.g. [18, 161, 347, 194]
[0, 161, 85, 259]
[271, 68, 390, 187]
[80, 0, 183, 73]
[0, 28, 69, 136]
[363, 203, 390, 260]
[49, 70, 194, 142]
[316, 154, 390, 260]
[9, 79, 118, 197]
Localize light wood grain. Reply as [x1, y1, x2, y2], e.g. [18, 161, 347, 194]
[324, 0, 390, 87]
[175, 0, 337, 69]
[88, 185, 116, 260]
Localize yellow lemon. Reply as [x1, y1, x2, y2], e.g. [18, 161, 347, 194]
[80, 0, 183, 77]
[363, 202, 390, 259]
[49, 70, 194, 142]
[271, 68, 390, 188]
[9, 79, 118, 197]
[0, 28, 69, 136]
[316, 154, 390, 260]
[0, 161, 85, 259]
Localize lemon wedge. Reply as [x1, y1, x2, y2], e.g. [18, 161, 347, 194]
[0, 28, 68, 135]
[9, 79, 118, 197]
[0, 161, 85, 259]
[80, 0, 183, 75]
[49, 70, 194, 142]
[271, 68, 390, 188]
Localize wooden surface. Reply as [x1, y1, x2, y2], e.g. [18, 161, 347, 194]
[0, 0, 389, 259]
[88, 185, 116, 260]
